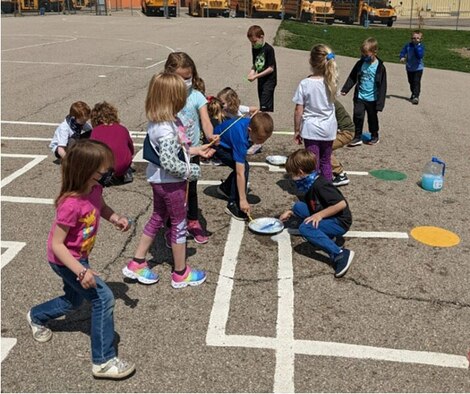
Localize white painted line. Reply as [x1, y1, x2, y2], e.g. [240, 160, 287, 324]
[1, 241, 26, 269]
[1, 154, 47, 189]
[293, 340, 469, 369]
[206, 219, 245, 343]
[346, 171, 369, 176]
[287, 228, 409, 239]
[1, 338, 17, 363]
[1, 196, 54, 205]
[206, 223, 467, 391]
[1, 34, 77, 52]
[346, 231, 409, 239]
[1, 136, 51, 141]
[1, 120, 60, 126]
[273, 230, 295, 393]
[3, 60, 147, 70]
[98, 75, 107, 78]
[249, 162, 286, 173]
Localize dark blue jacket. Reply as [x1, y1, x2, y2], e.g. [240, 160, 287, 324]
[399, 42, 425, 72]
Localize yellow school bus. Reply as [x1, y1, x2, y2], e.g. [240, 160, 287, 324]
[333, 0, 396, 26]
[142, 0, 177, 16]
[230, 0, 283, 18]
[284, 0, 334, 23]
[1, 0, 38, 12]
[188, 0, 230, 16]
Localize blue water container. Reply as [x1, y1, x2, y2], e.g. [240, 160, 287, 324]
[421, 157, 445, 192]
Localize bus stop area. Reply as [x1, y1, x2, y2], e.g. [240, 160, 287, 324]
[1, 14, 470, 392]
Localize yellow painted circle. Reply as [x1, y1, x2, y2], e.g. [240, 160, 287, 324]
[410, 226, 460, 247]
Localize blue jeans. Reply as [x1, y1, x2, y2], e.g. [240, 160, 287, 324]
[214, 145, 249, 207]
[293, 201, 346, 260]
[30, 260, 116, 364]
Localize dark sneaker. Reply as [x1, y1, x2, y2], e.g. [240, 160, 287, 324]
[332, 173, 350, 187]
[224, 202, 248, 221]
[217, 183, 230, 199]
[411, 97, 419, 105]
[348, 136, 363, 147]
[366, 136, 380, 145]
[334, 249, 354, 278]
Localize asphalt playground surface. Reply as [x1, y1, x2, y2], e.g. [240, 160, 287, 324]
[1, 11, 470, 393]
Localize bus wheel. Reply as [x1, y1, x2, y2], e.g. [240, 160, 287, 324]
[387, 19, 394, 26]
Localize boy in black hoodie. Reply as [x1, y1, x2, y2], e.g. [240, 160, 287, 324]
[341, 37, 387, 146]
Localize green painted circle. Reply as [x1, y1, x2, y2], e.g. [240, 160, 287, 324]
[369, 169, 407, 181]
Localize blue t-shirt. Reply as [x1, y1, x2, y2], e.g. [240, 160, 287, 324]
[178, 88, 207, 147]
[358, 61, 378, 102]
[214, 118, 250, 164]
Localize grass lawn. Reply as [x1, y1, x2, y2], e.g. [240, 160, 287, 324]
[274, 20, 470, 73]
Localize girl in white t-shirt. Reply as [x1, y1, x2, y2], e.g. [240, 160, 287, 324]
[122, 73, 214, 288]
[293, 44, 338, 182]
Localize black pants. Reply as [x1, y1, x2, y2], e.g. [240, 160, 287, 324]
[353, 99, 379, 138]
[187, 156, 200, 221]
[214, 145, 249, 208]
[407, 70, 423, 98]
[257, 79, 276, 112]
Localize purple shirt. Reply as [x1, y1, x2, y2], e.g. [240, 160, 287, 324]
[91, 124, 134, 176]
[47, 185, 103, 265]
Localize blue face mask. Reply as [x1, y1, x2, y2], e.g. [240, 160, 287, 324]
[362, 55, 372, 63]
[66, 115, 84, 137]
[293, 171, 317, 193]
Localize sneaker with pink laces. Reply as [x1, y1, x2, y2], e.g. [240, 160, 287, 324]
[187, 220, 209, 244]
[171, 265, 206, 289]
[122, 260, 159, 285]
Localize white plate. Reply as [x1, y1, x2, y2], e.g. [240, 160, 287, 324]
[266, 155, 287, 166]
[248, 217, 284, 235]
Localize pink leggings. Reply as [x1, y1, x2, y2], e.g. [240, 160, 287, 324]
[143, 182, 187, 244]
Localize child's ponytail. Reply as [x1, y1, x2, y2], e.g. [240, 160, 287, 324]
[207, 96, 224, 124]
[309, 44, 338, 103]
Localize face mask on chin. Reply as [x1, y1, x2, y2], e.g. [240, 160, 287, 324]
[362, 55, 372, 63]
[252, 41, 264, 49]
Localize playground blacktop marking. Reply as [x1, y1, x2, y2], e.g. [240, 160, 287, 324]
[207, 220, 468, 392]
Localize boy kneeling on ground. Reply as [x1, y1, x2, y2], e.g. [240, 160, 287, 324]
[280, 149, 354, 278]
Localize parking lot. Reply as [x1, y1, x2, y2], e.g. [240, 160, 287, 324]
[1, 13, 469, 392]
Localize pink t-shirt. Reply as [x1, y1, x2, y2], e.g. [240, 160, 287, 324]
[47, 185, 103, 265]
[90, 124, 134, 177]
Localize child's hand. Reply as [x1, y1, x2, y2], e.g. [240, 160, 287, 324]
[304, 213, 323, 228]
[279, 210, 293, 222]
[80, 268, 99, 289]
[294, 131, 303, 145]
[240, 199, 251, 215]
[209, 134, 220, 146]
[112, 216, 131, 232]
[247, 70, 257, 82]
[400, 57, 406, 63]
[198, 144, 216, 158]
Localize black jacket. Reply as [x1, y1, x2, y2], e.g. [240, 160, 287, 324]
[341, 57, 387, 112]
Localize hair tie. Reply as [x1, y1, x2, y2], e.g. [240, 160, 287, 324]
[326, 52, 335, 60]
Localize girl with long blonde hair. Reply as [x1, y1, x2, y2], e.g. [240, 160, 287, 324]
[293, 44, 338, 182]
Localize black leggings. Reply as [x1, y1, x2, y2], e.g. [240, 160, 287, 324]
[186, 156, 200, 221]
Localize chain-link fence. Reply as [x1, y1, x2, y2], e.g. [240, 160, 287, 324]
[393, 0, 470, 29]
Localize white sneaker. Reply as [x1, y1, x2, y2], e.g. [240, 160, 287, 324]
[27, 311, 52, 343]
[92, 357, 135, 380]
[247, 144, 262, 155]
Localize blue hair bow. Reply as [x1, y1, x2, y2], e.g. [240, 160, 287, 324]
[326, 52, 335, 60]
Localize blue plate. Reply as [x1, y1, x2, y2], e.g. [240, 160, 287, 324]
[248, 217, 284, 235]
